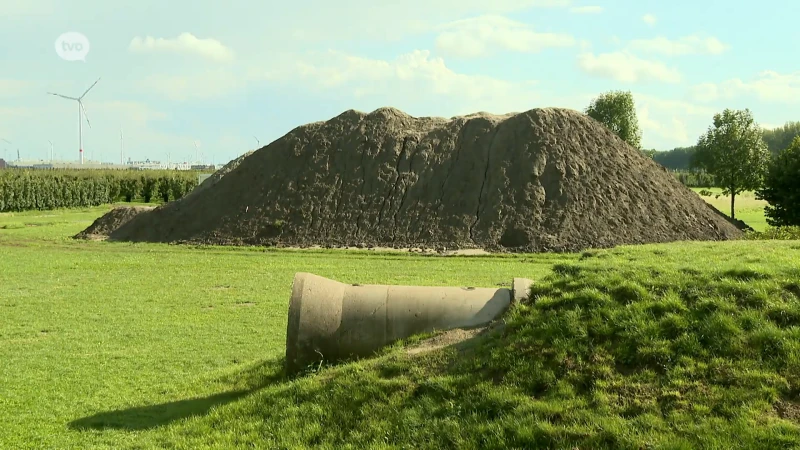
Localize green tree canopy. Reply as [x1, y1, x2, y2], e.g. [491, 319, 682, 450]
[691, 108, 771, 220]
[585, 90, 642, 149]
[757, 136, 800, 226]
[762, 121, 800, 155]
[652, 146, 696, 170]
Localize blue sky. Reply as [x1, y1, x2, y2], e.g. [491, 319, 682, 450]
[1, 0, 798, 165]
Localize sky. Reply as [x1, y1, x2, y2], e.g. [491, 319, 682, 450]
[0, 0, 798, 165]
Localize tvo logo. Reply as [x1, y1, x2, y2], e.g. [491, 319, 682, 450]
[55, 32, 90, 61]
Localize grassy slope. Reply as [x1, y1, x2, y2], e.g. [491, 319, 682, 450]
[1, 206, 799, 449]
[691, 187, 768, 231]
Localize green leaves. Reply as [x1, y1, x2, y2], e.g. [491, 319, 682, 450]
[758, 136, 800, 227]
[585, 90, 642, 150]
[691, 108, 771, 219]
[0, 169, 199, 212]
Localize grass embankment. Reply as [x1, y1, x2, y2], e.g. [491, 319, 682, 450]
[691, 187, 768, 231]
[1, 206, 800, 448]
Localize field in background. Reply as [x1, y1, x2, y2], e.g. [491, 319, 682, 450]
[691, 187, 769, 231]
[2, 206, 799, 448]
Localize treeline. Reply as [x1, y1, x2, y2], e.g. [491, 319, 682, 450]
[670, 170, 715, 188]
[646, 121, 800, 171]
[0, 169, 199, 212]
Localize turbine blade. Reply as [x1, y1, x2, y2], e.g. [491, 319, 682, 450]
[79, 77, 101, 99]
[47, 92, 78, 100]
[80, 102, 91, 129]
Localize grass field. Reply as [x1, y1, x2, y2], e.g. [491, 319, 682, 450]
[691, 187, 769, 231]
[2, 205, 800, 448]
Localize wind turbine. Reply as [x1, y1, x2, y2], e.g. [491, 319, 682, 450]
[1, 138, 10, 162]
[193, 140, 200, 165]
[120, 128, 124, 165]
[47, 77, 100, 164]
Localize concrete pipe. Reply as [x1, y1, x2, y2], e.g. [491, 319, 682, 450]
[285, 272, 533, 374]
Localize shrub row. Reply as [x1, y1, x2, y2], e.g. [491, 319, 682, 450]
[0, 169, 199, 212]
[744, 226, 800, 241]
[671, 170, 715, 188]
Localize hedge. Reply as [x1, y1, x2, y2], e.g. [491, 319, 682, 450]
[0, 168, 199, 212]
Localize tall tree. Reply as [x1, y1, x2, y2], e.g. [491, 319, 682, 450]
[692, 108, 771, 219]
[757, 136, 800, 227]
[585, 90, 642, 149]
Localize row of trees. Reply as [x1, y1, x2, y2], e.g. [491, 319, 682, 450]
[585, 91, 800, 226]
[0, 169, 199, 212]
[671, 170, 715, 188]
[642, 121, 800, 171]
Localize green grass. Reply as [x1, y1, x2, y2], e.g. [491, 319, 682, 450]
[691, 187, 769, 231]
[2, 206, 800, 448]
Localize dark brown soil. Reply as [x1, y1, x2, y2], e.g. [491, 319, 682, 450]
[185, 151, 254, 200]
[100, 107, 742, 252]
[74, 206, 154, 240]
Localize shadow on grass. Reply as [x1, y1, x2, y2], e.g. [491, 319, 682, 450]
[68, 358, 286, 431]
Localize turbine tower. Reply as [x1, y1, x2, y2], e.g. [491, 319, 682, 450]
[1, 138, 10, 161]
[120, 128, 124, 165]
[48, 140, 54, 161]
[47, 77, 100, 164]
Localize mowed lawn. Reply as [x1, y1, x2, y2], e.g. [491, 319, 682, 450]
[1, 205, 799, 448]
[0, 205, 575, 449]
[691, 187, 769, 231]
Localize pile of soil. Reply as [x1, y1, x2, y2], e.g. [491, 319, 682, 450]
[74, 206, 154, 240]
[99, 107, 742, 252]
[186, 151, 254, 200]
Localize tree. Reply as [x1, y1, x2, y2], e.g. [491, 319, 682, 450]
[757, 136, 800, 226]
[691, 108, 771, 219]
[762, 121, 800, 155]
[585, 90, 642, 149]
[652, 146, 696, 170]
[640, 148, 656, 159]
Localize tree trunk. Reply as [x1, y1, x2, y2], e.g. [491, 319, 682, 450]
[730, 191, 736, 220]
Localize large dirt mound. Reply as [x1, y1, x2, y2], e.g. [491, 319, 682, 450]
[187, 151, 255, 200]
[74, 206, 154, 240]
[104, 107, 742, 252]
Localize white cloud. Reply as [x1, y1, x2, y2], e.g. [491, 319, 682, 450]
[0, 80, 33, 97]
[274, 0, 573, 41]
[689, 71, 800, 104]
[633, 94, 717, 148]
[688, 82, 719, 102]
[569, 5, 603, 13]
[257, 49, 545, 115]
[577, 51, 681, 83]
[434, 15, 576, 57]
[129, 32, 234, 62]
[642, 14, 657, 26]
[628, 35, 729, 56]
[0, 0, 56, 16]
[136, 70, 251, 101]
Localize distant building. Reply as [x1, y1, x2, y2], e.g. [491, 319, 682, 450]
[1, 156, 219, 171]
[191, 164, 216, 171]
